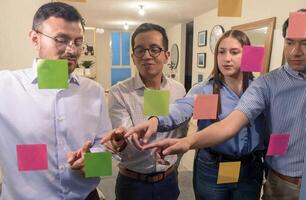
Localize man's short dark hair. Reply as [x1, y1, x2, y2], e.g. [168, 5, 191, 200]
[131, 23, 169, 51]
[32, 2, 85, 31]
[282, 8, 306, 38]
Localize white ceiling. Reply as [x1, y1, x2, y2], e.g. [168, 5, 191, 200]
[59, 0, 217, 30]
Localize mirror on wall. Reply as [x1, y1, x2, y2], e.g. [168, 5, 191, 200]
[232, 17, 276, 74]
[167, 43, 179, 78]
[170, 43, 179, 70]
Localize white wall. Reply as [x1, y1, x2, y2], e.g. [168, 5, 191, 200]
[1, 0, 305, 88]
[166, 23, 186, 84]
[95, 30, 111, 90]
[0, 0, 49, 70]
[192, 0, 305, 85]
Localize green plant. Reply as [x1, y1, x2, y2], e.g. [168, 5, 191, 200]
[81, 60, 94, 69]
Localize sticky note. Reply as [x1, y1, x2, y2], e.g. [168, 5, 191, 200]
[266, 133, 290, 156]
[240, 46, 265, 72]
[287, 12, 306, 38]
[144, 90, 170, 116]
[193, 94, 218, 119]
[37, 59, 68, 89]
[217, 161, 241, 184]
[16, 144, 48, 171]
[218, 0, 242, 17]
[84, 152, 112, 177]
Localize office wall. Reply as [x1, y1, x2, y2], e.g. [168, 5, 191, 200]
[0, 0, 49, 70]
[166, 23, 186, 84]
[192, 0, 305, 85]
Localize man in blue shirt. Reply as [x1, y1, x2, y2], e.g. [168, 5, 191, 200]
[127, 9, 306, 200]
[0, 2, 111, 199]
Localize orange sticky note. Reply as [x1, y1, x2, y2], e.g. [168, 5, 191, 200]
[217, 161, 241, 184]
[218, 0, 242, 17]
[193, 94, 218, 119]
[287, 12, 306, 38]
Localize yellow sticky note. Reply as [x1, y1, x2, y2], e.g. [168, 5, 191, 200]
[218, 0, 242, 17]
[217, 161, 241, 184]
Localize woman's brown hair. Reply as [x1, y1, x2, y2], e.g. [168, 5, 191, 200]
[210, 30, 253, 117]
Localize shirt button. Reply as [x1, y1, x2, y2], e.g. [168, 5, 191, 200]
[57, 116, 65, 121]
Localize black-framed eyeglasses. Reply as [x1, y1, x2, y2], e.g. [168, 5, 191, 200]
[35, 30, 84, 50]
[133, 46, 165, 58]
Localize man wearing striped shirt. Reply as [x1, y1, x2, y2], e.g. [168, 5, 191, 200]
[128, 9, 306, 200]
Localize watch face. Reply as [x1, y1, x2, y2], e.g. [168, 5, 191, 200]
[209, 25, 225, 53]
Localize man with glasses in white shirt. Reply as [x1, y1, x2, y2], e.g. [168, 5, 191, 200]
[0, 2, 111, 199]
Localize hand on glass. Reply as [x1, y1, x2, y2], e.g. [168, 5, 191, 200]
[67, 140, 91, 177]
[143, 137, 191, 157]
[100, 127, 127, 154]
[124, 117, 159, 150]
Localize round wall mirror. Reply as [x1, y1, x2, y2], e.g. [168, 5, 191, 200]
[170, 44, 179, 70]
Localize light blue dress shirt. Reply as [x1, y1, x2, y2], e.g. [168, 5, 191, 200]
[236, 64, 306, 177]
[0, 60, 112, 199]
[158, 79, 265, 157]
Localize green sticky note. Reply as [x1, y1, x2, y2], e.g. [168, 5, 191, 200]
[37, 59, 68, 89]
[84, 152, 112, 178]
[144, 89, 170, 116]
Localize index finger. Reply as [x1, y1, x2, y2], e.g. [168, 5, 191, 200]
[142, 140, 167, 150]
[125, 123, 147, 138]
[101, 130, 116, 144]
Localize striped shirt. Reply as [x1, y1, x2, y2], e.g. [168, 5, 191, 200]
[236, 64, 306, 177]
[0, 60, 112, 199]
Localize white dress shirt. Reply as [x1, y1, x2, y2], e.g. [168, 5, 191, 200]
[0, 60, 112, 199]
[108, 73, 188, 173]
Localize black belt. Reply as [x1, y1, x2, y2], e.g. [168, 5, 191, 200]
[85, 189, 100, 200]
[204, 148, 263, 163]
[119, 165, 177, 183]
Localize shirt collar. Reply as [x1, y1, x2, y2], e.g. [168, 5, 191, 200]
[133, 73, 168, 90]
[284, 63, 306, 80]
[30, 58, 80, 86]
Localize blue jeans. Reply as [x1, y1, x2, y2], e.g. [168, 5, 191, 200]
[115, 170, 180, 200]
[193, 149, 263, 200]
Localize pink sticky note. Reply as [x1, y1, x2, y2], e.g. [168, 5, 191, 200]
[193, 94, 218, 119]
[240, 46, 265, 72]
[287, 12, 306, 38]
[266, 134, 290, 156]
[16, 144, 48, 171]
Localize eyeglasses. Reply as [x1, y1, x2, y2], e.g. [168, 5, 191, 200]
[133, 46, 165, 58]
[35, 30, 84, 50]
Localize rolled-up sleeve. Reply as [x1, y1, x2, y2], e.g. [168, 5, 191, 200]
[235, 76, 270, 122]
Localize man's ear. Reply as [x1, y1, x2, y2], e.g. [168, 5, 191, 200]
[164, 51, 170, 64]
[131, 53, 136, 65]
[29, 30, 40, 50]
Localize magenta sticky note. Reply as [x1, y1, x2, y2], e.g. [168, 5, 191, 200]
[193, 94, 219, 120]
[266, 134, 290, 156]
[16, 144, 48, 171]
[287, 12, 306, 38]
[240, 46, 265, 72]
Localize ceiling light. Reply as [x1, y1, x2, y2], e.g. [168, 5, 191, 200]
[123, 22, 129, 30]
[96, 28, 104, 34]
[138, 5, 145, 16]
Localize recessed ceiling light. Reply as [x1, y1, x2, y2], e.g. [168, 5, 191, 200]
[138, 5, 145, 16]
[123, 22, 129, 30]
